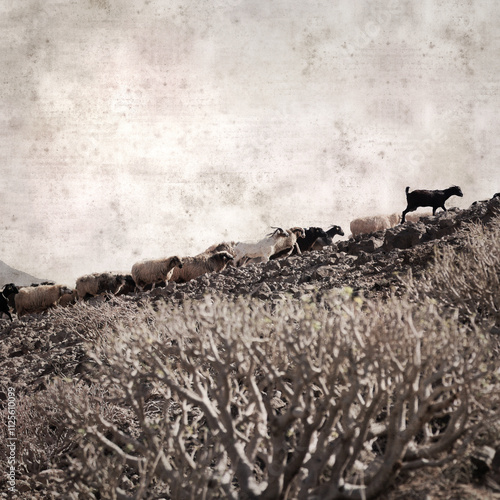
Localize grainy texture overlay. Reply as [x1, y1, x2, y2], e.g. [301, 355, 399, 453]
[0, 0, 498, 284]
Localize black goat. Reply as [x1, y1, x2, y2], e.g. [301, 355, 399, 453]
[402, 186, 463, 223]
[298, 227, 332, 253]
[326, 225, 344, 238]
[0, 283, 19, 321]
[288, 225, 344, 255]
[310, 225, 344, 251]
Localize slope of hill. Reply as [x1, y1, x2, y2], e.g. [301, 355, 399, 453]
[0, 193, 499, 498]
[0, 260, 46, 288]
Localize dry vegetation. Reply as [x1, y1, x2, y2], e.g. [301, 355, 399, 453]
[1, 213, 500, 499]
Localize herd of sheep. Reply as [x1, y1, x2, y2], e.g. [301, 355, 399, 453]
[0, 185, 463, 320]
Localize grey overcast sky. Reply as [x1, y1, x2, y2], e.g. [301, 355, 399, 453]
[1, 0, 498, 284]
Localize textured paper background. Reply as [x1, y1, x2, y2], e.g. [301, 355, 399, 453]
[0, 0, 498, 284]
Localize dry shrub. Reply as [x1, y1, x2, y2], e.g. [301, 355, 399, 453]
[0, 385, 75, 491]
[406, 217, 500, 329]
[50, 382, 140, 499]
[0, 381, 141, 497]
[48, 298, 148, 343]
[52, 287, 499, 500]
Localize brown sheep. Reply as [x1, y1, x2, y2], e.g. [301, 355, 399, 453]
[75, 272, 130, 300]
[131, 256, 183, 290]
[169, 251, 234, 283]
[202, 241, 236, 256]
[58, 289, 77, 307]
[15, 284, 73, 317]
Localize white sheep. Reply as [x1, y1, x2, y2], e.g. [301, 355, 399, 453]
[404, 212, 432, 223]
[131, 256, 183, 290]
[233, 228, 292, 267]
[350, 214, 400, 237]
[75, 272, 130, 300]
[169, 251, 234, 283]
[388, 213, 401, 226]
[15, 284, 73, 317]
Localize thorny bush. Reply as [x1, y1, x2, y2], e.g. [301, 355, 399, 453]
[56, 286, 499, 499]
[406, 217, 500, 331]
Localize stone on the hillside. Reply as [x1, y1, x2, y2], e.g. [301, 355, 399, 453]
[383, 224, 424, 251]
[312, 265, 337, 280]
[471, 445, 496, 478]
[348, 237, 384, 255]
[251, 282, 272, 299]
[355, 252, 373, 265]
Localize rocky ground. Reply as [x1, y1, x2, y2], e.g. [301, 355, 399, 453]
[1, 194, 499, 498]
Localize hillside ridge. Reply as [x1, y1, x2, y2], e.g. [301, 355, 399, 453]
[0, 259, 47, 288]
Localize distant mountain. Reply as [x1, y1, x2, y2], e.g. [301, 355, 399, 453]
[0, 259, 46, 288]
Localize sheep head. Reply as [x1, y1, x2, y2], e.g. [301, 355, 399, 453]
[171, 256, 183, 269]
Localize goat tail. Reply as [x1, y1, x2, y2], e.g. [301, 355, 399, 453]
[405, 186, 410, 195]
